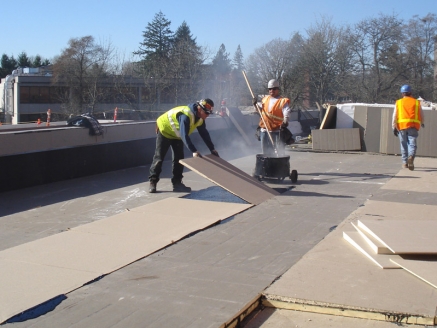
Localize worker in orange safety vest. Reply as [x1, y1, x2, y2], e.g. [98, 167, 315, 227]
[253, 79, 291, 156]
[392, 84, 424, 171]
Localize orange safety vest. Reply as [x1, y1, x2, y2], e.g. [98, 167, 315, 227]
[395, 97, 422, 131]
[259, 96, 290, 131]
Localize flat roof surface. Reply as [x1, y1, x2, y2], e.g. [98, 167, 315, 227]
[2, 146, 434, 327]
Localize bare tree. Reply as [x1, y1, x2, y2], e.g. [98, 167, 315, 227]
[300, 18, 355, 105]
[53, 36, 114, 115]
[351, 13, 403, 102]
[403, 13, 437, 100]
[246, 34, 305, 107]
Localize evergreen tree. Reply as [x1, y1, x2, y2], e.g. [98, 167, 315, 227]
[212, 44, 231, 77]
[32, 55, 42, 67]
[170, 21, 204, 102]
[232, 45, 245, 71]
[0, 54, 17, 77]
[134, 11, 174, 107]
[135, 11, 173, 61]
[17, 51, 32, 67]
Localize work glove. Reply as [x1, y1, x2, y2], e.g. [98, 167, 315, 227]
[252, 97, 258, 106]
[193, 151, 202, 158]
[211, 149, 219, 157]
[421, 123, 425, 128]
[393, 128, 399, 137]
[281, 121, 289, 128]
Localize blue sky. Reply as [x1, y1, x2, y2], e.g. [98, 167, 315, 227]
[2, 0, 436, 64]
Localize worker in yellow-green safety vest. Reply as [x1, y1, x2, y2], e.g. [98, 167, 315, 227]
[392, 84, 424, 171]
[149, 99, 219, 193]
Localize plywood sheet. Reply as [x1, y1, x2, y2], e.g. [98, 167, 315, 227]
[351, 222, 392, 254]
[390, 257, 437, 289]
[343, 231, 400, 269]
[0, 198, 251, 323]
[357, 219, 437, 254]
[180, 155, 279, 205]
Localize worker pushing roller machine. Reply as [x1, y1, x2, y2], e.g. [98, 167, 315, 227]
[253, 79, 291, 156]
[242, 71, 297, 183]
[148, 99, 220, 193]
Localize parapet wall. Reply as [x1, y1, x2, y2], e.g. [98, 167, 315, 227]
[0, 117, 240, 193]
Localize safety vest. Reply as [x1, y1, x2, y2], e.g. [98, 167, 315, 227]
[395, 97, 422, 130]
[259, 96, 290, 131]
[157, 106, 204, 139]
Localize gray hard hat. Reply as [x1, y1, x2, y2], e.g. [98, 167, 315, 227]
[267, 79, 279, 89]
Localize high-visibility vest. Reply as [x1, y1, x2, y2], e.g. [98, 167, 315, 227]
[259, 96, 290, 131]
[157, 106, 204, 139]
[395, 97, 422, 130]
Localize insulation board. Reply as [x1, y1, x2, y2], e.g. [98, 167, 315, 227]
[263, 220, 437, 322]
[357, 219, 437, 254]
[390, 257, 437, 289]
[180, 155, 279, 205]
[342, 230, 400, 269]
[351, 222, 392, 254]
[312, 128, 361, 151]
[0, 198, 252, 323]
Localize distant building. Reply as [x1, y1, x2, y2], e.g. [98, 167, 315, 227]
[0, 66, 214, 124]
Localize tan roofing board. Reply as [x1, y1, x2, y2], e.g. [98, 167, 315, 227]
[350, 200, 437, 222]
[180, 155, 279, 205]
[0, 198, 251, 323]
[351, 222, 392, 254]
[0, 259, 97, 323]
[390, 257, 437, 289]
[381, 158, 437, 193]
[312, 128, 361, 151]
[263, 219, 437, 323]
[357, 219, 437, 254]
[342, 230, 400, 269]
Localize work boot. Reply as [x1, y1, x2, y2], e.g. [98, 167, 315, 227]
[149, 180, 157, 193]
[407, 156, 414, 171]
[172, 181, 191, 192]
[402, 163, 408, 169]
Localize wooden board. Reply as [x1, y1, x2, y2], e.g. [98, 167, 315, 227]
[180, 155, 279, 205]
[0, 198, 252, 323]
[351, 222, 392, 254]
[357, 219, 437, 254]
[319, 105, 336, 129]
[342, 231, 400, 269]
[390, 257, 437, 289]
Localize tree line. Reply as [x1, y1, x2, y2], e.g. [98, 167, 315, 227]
[1, 11, 436, 116]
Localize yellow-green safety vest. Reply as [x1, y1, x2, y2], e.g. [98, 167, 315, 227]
[157, 106, 204, 139]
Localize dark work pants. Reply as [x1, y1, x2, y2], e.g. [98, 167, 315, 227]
[149, 131, 185, 184]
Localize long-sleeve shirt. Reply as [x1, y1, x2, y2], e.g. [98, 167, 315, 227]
[178, 103, 215, 153]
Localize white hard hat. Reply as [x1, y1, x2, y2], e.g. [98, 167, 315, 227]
[267, 79, 279, 89]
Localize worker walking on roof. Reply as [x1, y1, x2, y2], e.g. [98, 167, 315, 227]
[392, 84, 424, 171]
[148, 99, 220, 193]
[253, 79, 291, 156]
